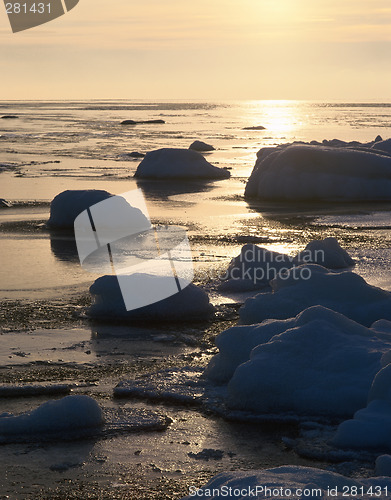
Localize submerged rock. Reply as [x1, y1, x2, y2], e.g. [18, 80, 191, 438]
[135, 148, 230, 179]
[189, 140, 215, 152]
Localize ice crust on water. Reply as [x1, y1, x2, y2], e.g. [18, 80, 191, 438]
[219, 244, 294, 292]
[239, 265, 391, 326]
[134, 148, 230, 179]
[0, 395, 103, 440]
[48, 189, 113, 229]
[333, 363, 391, 451]
[296, 237, 355, 269]
[220, 238, 354, 292]
[182, 465, 391, 499]
[88, 274, 215, 321]
[245, 139, 391, 201]
[0, 384, 71, 398]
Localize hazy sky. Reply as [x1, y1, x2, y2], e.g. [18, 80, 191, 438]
[1, 0, 390, 99]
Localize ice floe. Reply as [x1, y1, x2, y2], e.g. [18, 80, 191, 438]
[239, 265, 391, 326]
[88, 274, 215, 322]
[0, 384, 71, 398]
[245, 139, 391, 201]
[333, 363, 391, 451]
[182, 465, 391, 499]
[134, 148, 230, 179]
[48, 189, 113, 229]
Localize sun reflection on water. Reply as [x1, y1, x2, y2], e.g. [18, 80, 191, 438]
[241, 100, 304, 135]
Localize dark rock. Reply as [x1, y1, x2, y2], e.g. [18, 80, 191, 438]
[375, 135, 383, 143]
[0, 199, 12, 208]
[127, 152, 145, 158]
[243, 125, 266, 130]
[1, 115, 18, 119]
[121, 119, 165, 125]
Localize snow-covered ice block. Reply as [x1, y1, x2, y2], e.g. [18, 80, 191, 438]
[0, 395, 103, 441]
[333, 399, 391, 451]
[372, 320, 391, 338]
[295, 237, 355, 269]
[239, 265, 391, 326]
[182, 465, 391, 499]
[376, 455, 391, 476]
[88, 274, 215, 321]
[205, 315, 297, 384]
[48, 189, 113, 229]
[333, 363, 391, 451]
[219, 239, 354, 292]
[219, 244, 294, 292]
[227, 307, 391, 417]
[372, 139, 391, 155]
[134, 148, 230, 179]
[245, 143, 391, 201]
[189, 140, 215, 152]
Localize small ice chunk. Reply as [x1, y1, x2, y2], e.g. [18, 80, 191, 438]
[189, 140, 215, 152]
[0, 395, 103, 439]
[376, 455, 391, 476]
[295, 237, 355, 269]
[134, 148, 230, 179]
[227, 306, 390, 417]
[0, 198, 12, 208]
[333, 364, 391, 451]
[219, 244, 294, 292]
[48, 189, 113, 229]
[88, 274, 215, 322]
